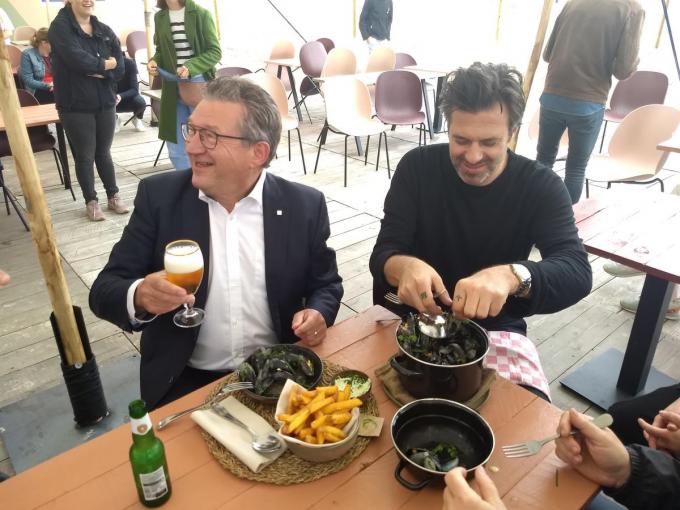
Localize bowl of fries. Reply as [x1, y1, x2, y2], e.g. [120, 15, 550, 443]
[275, 379, 362, 462]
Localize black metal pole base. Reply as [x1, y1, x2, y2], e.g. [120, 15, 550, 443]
[50, 306, 109, 427]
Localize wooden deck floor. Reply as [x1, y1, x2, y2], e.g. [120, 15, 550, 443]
[1, 97, 679, 475]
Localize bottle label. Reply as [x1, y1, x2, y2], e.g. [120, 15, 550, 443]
[139, 466, 169, 501]
[130, 414, 153, 436]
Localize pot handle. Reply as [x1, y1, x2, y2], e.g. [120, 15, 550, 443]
[389, 355, 422, 377]
[394, 459, 433, 491]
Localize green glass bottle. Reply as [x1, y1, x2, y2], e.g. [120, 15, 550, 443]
[128, 399, 172, 507]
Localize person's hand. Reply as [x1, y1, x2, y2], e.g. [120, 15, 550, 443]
[177, 65, 189, 79]
[133, 270, 194, 316]
[0, 270, 10, 288]
[555, 409, 631, 488]
[104, 57, 117, 71]
[366, 36, 376, 44]
[451, 265, 517, 320]
[116, 94, 121, 105]
[292, 308, 327, 346]
[642, 396, 680, 451]
[147, 59, 158, 76]
[443, 466, 506, 510]
[393, 257, 453, 315]
[639, 410, 680, 456]
[48, 83, 54, 91]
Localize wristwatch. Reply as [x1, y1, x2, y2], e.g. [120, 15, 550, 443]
[509, 263, 532, 298]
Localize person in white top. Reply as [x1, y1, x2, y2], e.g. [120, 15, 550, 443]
[90, 77, 343, 409]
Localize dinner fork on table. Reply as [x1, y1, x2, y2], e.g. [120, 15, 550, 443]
[384, 291, 403, 305]
[156, 381, 253, 431]
[502, 413, 613, 458]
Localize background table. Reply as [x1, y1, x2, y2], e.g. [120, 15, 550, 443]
[0, 103, 72, 191]
[0, 306, 597, 509]
[562, 192, 680, 409]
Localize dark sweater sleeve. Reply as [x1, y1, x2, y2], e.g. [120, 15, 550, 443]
[89, 178, 158, 332]
[605, 445, 680, 510]
[369, 149, 420, 289]
[117, 59, 140, 100]
[505, 170, 592, 318]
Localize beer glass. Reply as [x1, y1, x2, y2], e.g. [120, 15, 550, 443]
[164, 240, 205, 328]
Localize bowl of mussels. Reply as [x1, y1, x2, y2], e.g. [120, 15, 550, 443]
[392, 312, 489, 401]
[237, 345, 323, 403]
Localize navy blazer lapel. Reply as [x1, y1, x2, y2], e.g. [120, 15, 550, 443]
[262, 174, 287, 339]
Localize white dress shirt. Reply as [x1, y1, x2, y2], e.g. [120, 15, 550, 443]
[126, 170, 277, 370]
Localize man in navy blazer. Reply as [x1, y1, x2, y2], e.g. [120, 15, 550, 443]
[90, 77, 343, 409]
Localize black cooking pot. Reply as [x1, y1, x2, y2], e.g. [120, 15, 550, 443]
[391, 398, 495, 490]
[391, 319, 489, 401]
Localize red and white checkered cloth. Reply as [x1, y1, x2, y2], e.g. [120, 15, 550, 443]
[484, 330, 551, 401]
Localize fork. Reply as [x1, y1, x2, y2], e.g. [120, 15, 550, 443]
[384, 291, 402, 305]
[156, 381, 254, 430]
[502, 413, 613, 458]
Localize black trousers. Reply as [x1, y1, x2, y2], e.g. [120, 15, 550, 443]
[153, 366, 231, 410]
[116, 94, 146, 118]
[608, 383, 680, 445]
[33, 88, 55, 105]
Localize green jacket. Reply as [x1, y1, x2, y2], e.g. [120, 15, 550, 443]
[152, 0, 221, 142]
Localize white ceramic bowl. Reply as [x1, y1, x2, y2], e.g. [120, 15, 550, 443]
[275, 379, 361, 463]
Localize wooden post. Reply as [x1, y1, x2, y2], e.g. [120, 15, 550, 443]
[496, 0, 503, 41]
[509, 0, 553, 151]
[144, 0, 154, 59]
[212, 0, 221, 39]
[0, 39, 86, 365]
[353, 0, 357, 38]
[45, 0, 51, 25]
[656, 0, 671, 48]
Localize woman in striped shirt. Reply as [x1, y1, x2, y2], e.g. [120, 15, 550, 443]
[147, 0, 221, 170]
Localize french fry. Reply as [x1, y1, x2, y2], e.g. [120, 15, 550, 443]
[321, 398, 362, 414]
[276, 413, 293, 423]
[331, 412, 351, 426]
[308, 396, 335, 414]
[315, 385, 338, 396]
[287, 408, 310, 433]
[288, 385, 298, 412]
[337, 384, 351, 402]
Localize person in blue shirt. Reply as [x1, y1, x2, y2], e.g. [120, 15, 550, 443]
[20, 28, 55, 104]
[115, 57, 147, 132]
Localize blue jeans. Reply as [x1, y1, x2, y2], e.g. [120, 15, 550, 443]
[536, 107, 604, 204]
[167, 97, 192, 170]
[157, 68, 205, 170]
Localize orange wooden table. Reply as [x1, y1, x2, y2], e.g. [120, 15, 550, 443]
[0, 306, 597, 510]
[0, 103, 72, 191]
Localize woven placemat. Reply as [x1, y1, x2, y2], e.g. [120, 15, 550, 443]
[201, 360, 379, 485]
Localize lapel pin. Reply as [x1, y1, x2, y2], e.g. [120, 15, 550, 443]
[276, 210, 283, 216]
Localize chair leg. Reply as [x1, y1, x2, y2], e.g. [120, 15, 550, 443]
[657, 178, 665, 192]
[314, 124, 328, 174]
[422, 123, 427, 146]
[0, 166, 29, 231]
[296, 128, 306, 175]
[344, 135, 349, 187]
[364, 136, 371, 166]
[598, 121, 608, 153]
[383, 132, 391, 178]
[153, 140, 165, 167]
[376, 132, 383, 171]
[585, 179, 590, 198]
[288, 131, 291, 161]
[51, 149, 64, 184]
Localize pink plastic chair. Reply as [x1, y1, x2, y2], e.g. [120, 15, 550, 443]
[375, 70, 427, 147]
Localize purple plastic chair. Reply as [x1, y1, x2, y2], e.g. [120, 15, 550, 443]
[296, 41, 327, 122]
[125, 31, 147, 59]
[599, 70, 669, 152]
[375, 70, 427, 147]
[216, 67, 252, 78]
[316, 37, 335, 54]
[394, 52, 417, 69]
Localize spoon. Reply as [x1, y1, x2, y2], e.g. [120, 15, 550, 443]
[417, 313, 448, 338]
[211, 404, 283, 454]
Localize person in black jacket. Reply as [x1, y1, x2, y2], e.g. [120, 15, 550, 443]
[48, 0, 129, 222]
[359, 0, 393, 52]
[443, 409, 680, 510]
[115, 57, 147, 133]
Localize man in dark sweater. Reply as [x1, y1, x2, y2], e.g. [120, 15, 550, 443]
[370, 62, 592, 400]
[359, 0, 393, 52]
[115, 57, 147, 132]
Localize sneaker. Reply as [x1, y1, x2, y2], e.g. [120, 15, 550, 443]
[603, 261, 644, 278]
[107, 193, 129, 214]
[132, 117, 146, 132]
[620, 296, 680, 320]
[114, 115, 121, 134]
[86, 200, 105, 221]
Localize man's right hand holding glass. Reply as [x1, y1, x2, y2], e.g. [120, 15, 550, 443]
[134, 270, 195, 316]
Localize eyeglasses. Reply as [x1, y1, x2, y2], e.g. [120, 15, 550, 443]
[181, 123, 249, 149]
